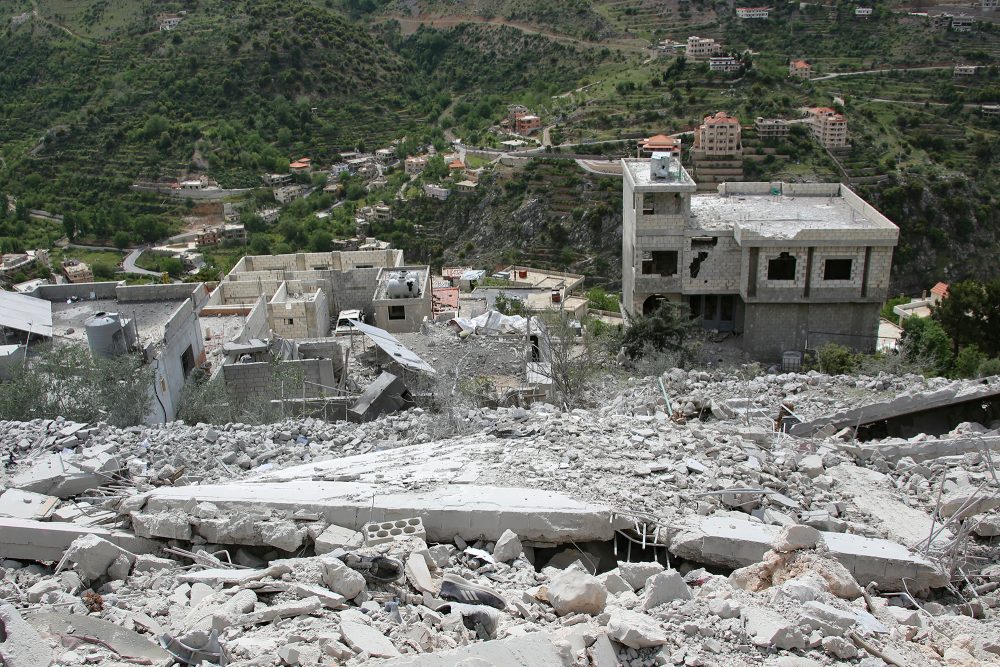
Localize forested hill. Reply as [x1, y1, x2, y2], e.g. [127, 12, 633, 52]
[0, 0, 600, 227]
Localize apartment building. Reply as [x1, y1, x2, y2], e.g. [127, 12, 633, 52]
[621, 154, 899, 359]
[693, 112, 742, 157]
[709, 56, 742, 73]
[638, 134, 682, 158]
[686, 36, 722, 61]
[736, 7, 771, 18]
[754, 117, 790, 139]
[807, 107, 848, 148]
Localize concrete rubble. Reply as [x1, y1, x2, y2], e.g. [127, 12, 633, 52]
[1, 371, 1000, 665]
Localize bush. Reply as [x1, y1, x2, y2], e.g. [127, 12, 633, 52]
[817, 343, 857, 375]
[621, 301, 697, 363]
[979, 357, 1000, 378]
[586, 287, 619, 312]
[92, 261, 117, 279]
[953, 345, 987, 379]
[900, 316, 953, 376]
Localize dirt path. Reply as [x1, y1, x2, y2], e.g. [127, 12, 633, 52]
[30, 0, 94, 43]
[378, 14, 649, 52]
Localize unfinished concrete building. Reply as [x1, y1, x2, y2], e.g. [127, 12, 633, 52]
[371, 267, 432, 333]
[31, 282, 207, 423]
[621, 154, 899, 359]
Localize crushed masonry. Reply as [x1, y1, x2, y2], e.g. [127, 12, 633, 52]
[1, 371, 1000, 665]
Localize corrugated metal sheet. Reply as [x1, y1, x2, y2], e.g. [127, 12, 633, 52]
[347, 319, 435, 374]
[0, 290, 53, 337]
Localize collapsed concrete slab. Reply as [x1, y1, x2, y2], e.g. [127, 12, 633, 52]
[670, 516, 948, 590]
[27, 611, 170, 662]
[789, 380, 1000, 440]
[139, 482, 622, 544]
[377, 631, 567, 666]
[347, 371, 413, 422]
[0, 518, 159, 563]
[826, 464, 951, 545]
[11, 444, 121, 498]
[0, 489, 58, 520]
[0, 604, 53, 667]
[842, 435, 1000, 464]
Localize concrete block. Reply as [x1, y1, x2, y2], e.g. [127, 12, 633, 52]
[641, 569, 693, 609]
[314, 524, 364, 554]
[618, 561, 665, 590]
[339, 620, 400, 658]
[742, 606, 806, 650]
[606, 609, 669, 649]
[364, 517, 426, 545]
[374, 631, 564, 666]
[64, 534, 135, 581]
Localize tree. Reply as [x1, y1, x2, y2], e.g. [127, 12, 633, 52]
[92, 261, 116, 279]
[817, 343, 857, 375]
[901, 316, 953, 375]
[953, 345, 987, 379]
[113, 230, 131, 250]
[531, 314, 605, 409]
[621, 301, 697, 362]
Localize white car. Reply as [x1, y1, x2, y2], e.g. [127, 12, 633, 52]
[335, 309, 362, 335]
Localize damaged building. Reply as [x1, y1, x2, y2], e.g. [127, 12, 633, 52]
[621, 153, 899, 359]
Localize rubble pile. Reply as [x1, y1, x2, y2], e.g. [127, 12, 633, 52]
[2, 371, 1000, 666]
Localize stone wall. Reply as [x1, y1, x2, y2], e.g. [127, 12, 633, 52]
[681, 235, 742, 294]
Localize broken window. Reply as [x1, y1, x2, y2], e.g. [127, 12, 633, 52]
[286, 318, 294, 325]
[689, 251, 709, 278]
[180, 345, 195, 377]
[823, 258, 852, 281]
[388, 305, 405, 320]
[767, 252, 796, 281]
[652, 251, 678, 276]
[641, 258, 654, 275]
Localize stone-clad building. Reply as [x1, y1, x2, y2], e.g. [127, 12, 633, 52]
[621, 154, 899, 359]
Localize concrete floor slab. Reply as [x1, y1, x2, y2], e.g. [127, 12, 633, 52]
[140, 482, 621, 544]
[373, 631, 566, 666]
[0, 518, 159, 562]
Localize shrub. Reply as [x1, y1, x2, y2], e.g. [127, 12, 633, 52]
[979, 357, 1000, 378]
[953, 345, 987, 379]
[817, 343, 857, 375]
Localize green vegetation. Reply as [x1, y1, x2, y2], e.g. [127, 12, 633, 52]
[620, 301, 696, 362]
[0, 345, 152, 426]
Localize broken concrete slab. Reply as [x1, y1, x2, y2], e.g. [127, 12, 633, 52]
[347, 371, 413, 423]
[939, 487, 1000, 519]
[0, 489, 58, 520]
[376, 631, 566, 666]
[844, 435, 1000, 464]
[742, 605, 806, 650]
[606, 609, 669, 649]
[140, 482, 622, 544]
[0, 604, 53, 667]
[11, 445, 121, 498]
[789, 380, 1000, 440]
[314, 524, 363, 554]
[27, 611, 171, 662]
[176, 564, 291, 587]
[826, 464, 952, 545]
[670, 516, 948, 590]
[339, 619, 401, 658]
[234, 596, 321, 626]
[0, 518, 158, 563]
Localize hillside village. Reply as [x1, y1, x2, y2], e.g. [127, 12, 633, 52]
[4, 0, 1000, 666]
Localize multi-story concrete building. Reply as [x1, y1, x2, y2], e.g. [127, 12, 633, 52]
[807, 107, 848, 148]
[405, 156, 428, 175]
[621, 154, 899, 359]
[515, 114, 542, 135]
[855, 7, 873, 17]
[951, 14, 975, 30]
[62, 260, 94, 283]
[685, 36, 722, 61]
[693, 112, 742, 157]
[371, 267, 432, 333]
[755, 117, 790, 139]
[789, 60, 812, 78]
[709, 56, 742, 73]
[736, 7, 770, 18]
[954, 65, 979, 76]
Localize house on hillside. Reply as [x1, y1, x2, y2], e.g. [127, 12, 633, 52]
[62, 260, 94, 284]
[954, 65, 978, 76]
[755, 117, 790, 139]
[289, 158, 312, 174]
[639, 134, 682, 158]
[806, 107, 848, 148]
[686, 36, 722, 61]
[515, 114, 542, 135]
[621, 154, 899, 359]
[736, 7, 770, 18]
[693, 112, 742, 157]
[951, 14, 975, 30]
[789, 60, 812, 78]
[405, 156, 428, 176]
[855, 7, 873, 17]
[158, 14, 183, 30]
[709, 56, 742, 73]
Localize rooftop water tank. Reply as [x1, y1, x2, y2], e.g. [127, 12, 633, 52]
[387, 271, 420, 299]
[85, 312, 127, 358]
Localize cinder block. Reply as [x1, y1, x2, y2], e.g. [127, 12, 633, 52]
[363, 517, 426, 545]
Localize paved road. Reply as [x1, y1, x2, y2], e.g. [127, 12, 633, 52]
[122, 248, 163, 277]
[810, 65, 953, 81]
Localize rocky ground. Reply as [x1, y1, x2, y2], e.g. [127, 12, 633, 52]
[1, 369, 1000, 666]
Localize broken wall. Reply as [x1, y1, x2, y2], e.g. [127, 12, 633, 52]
[742, 301, 880, 359]
[222, 358, 338, 401]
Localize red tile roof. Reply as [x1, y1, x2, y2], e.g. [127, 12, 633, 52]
[791, 60, 810, 68]
[641, 134, 681, 148]
[703, 111, 739, 125]
[931, 282, 949, 297]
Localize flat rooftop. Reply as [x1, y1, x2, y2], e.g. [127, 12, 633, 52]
[51, 299, 181, 345]
[691, 194, 871, 233]
[622, 158, 697, 190]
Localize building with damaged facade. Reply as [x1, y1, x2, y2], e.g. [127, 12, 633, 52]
[621, 153, 899, 359]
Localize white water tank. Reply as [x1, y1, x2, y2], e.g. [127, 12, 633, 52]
[386, 271, 420, 299]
